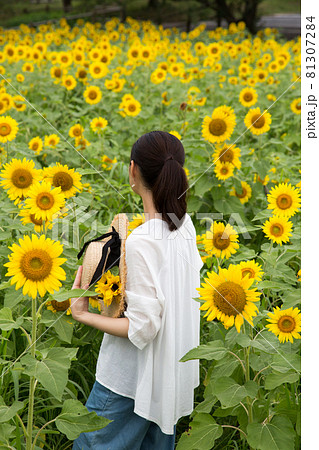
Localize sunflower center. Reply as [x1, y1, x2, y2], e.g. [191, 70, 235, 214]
[251, 114, 265, 128]
[89, 90, 97, 100]
[50, 299, 70, 311]
[128, 104, 136, 112]
[30, 213, 43, 225]
[278, 315, 295, 333]
[276, 193, 293, 210]
[270, 223, 284, 237]
[111, 283, 119, 292]
[94, 67, 101, 73]
[241, 268, 254, 278]
[209, 119, 227, 136]
[213, 281, 247, 316]
[52, 171, 73, 191]
[73, 127, 82, 136]
[0, 123, 11, 136]
[213, 231, 230, 249]
[20, 249, 53, 281]
[11, 169, 33, 189]
[32, 142, 39, 150]
[236, 187, 247, 198]
[36, 192, 55, 210]
[78, 70, 86, 78]
[131, 50, 138, 58]
[243, 92, 253, 102]
[55, 69, 62, 77]
[219, 148, 233, 163]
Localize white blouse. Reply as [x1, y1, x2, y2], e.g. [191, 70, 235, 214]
[95, 213, 204, 435]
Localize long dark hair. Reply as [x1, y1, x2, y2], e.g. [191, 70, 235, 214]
[130, 131, 190, 232]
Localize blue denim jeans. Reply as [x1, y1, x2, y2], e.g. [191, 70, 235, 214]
[72, 380, 176, 449]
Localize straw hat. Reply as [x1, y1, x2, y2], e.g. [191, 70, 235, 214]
[77, 213, 129, 318]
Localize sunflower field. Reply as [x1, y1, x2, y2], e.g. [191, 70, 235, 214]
[0, 16, 301, 450]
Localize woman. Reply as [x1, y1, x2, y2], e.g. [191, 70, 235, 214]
[71, 131, 204, 449]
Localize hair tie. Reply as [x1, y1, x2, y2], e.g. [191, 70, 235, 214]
[164, 155, 174, 163]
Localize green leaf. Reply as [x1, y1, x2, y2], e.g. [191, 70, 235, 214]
[0, 401, 25, 423]
[21, 347, 78, 401]
[252, 209, 272, 222]
[247, 416, 295, 450]
[52, 315, 74, 344]
[194, 174, 212, 197]
[0, 281, 11, 291]
[265, 372, 300, 390]
[271, 353, 301, 373]
[211, 377, 247, 408]
[180, 340, 226, 362]
[250, 331, 281, 354]
[176, 413, 223, 450]
[55, 399, 111, 440]
[49, 288, 98, 302]
[0, 307, 24, 331]
[257, 280, 292, 291]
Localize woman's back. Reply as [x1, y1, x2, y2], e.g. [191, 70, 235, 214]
[95, 213, 203, 434]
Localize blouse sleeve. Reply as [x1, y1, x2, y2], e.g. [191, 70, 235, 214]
[124, 235, 165, 351]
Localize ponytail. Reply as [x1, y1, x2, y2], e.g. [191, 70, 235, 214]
[130, 131, 190, 231]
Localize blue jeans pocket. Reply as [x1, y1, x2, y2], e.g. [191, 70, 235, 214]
[85, 380, 112, 413]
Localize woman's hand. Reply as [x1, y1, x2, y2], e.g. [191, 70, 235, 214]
[70, 266, 90, 321]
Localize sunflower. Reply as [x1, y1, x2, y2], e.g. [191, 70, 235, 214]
[46, 299, 71, 315]
[101, 155, 117, 170]
[267, 182, 301, 217]
[0, 116, 19, 143]
[76, 67, 88, 83]
[44, 134, 60, 148]
[4, 234, 66, 299]
[202, 108, 236, 144]
[290, 98, 301, 115]
[25, 180, 66, 221]
[90, 117, 108, 133]
[239, 87, 258, 107]
[230, 181, 252, 204]
[28, 137, 43, 155]
[50, 66, 66, 84]
[128, 213, 145, 236]
[83, 85, 102, 105]
[95, 270, 122, 307]
[203, 221, 239, 259]
[169, 130, 181, 140]
[150, 68, 166, 84]
[0, 157, 42, 201]
[162, 91, 172, 106]
[122, 98, 141, 117]
[12, 95, 26, 112]
[239, 260, 264, 282]
[214, 161, 235, 180]
[89, 297, 102, 311]
[69, 124, 84, 139]
[19, 207, 52, 233]
[197, 264, 261, 332]
[212, 143, 241, 169]
[62, 75, 77, 90]
[266, 306, 301, 343]
[43, 163, 83, 199]
[75, 136, 91, 150]
[244, 107, 272, 135]
[262, 215, 293, 245]
[88, 61, 108, 79]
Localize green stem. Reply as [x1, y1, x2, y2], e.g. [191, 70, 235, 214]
[26, 297, 37, 450]
[244, 325, 254, 426]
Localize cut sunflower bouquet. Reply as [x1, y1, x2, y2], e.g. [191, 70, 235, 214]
[78, 213, 129, 318]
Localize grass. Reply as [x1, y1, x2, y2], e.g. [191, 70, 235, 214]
[0, 0, 300, 28]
